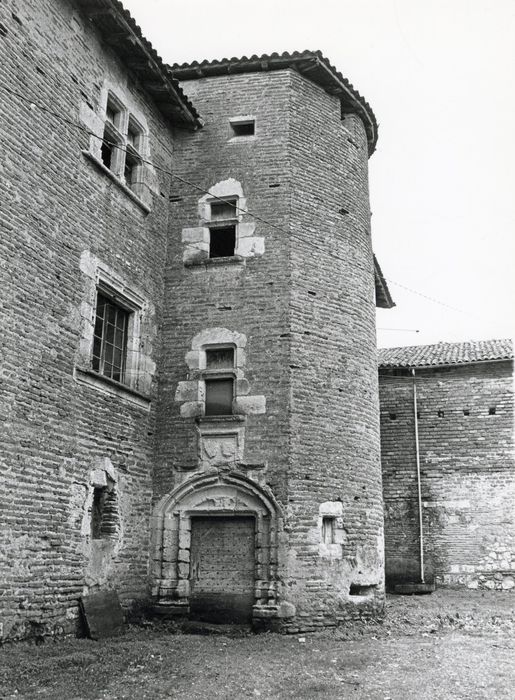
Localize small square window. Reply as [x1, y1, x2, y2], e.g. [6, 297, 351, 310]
[210, 199, 238, 221]
[230, 119, 255, 137]
[206, 347, 235, 370]
[205, 378, 234, 416]
[92, 291, 130, 383]
[209, 225, 236, 258]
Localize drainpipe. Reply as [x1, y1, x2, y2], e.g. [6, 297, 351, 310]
[411, 368, 425, 583]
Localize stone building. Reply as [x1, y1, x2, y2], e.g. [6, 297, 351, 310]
[1, 0, 393, 640]
[379, 339, 514, 592]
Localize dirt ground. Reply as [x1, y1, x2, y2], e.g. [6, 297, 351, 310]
[1, 590, 514, 700]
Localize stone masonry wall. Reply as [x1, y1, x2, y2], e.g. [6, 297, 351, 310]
[379, 361, 515, 591]
[0, 0, 174, 640]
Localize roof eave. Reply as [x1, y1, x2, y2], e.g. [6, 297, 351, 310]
[374, 255, 395, 309]
[310, 53, 377, 155]
[76, 0, 202, 129]
[379, 357, 514, 370]
[168, 50, 377, 151]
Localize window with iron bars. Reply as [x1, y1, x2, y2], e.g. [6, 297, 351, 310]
[92, 292, 130, 384]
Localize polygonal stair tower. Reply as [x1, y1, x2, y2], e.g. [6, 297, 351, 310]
[152, 52, 386, 630]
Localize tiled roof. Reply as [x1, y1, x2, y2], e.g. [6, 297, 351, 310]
[76, 0, 201, 128]
[168, 50, 378, 155]
[378, 339, 514, 368]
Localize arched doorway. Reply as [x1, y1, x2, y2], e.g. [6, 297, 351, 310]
[151, 472, 282, 623]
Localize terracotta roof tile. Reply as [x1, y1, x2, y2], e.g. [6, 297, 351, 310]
[168, 50, 378, 154]
[378, 339, 513, 368]
[76, 0, 201, 128]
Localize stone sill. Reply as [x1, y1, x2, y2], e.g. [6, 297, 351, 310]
[184, 255, 245, 269]
[74, 367, 151, 411]
[82, 150, 151, 214]
[195, 415, 246, 424]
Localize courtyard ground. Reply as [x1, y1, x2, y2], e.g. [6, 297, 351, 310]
[0, 590, 514, 700]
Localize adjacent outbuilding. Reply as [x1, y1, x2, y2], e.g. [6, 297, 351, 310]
[379, 339, 514, 591]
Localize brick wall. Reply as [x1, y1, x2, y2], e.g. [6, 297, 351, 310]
[156, 69, 293, 499]
[286, 72, 384, 625]
[1, 0, 385, 637]
[0, 0, 174, 640]
[379, 361, 515, 590]
[155, 67, 384, 629]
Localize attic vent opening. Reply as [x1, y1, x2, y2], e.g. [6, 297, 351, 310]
[438, 410, 445, 418]
[230, 119, 255, 137]
[389, 412, 397, 421]
[489, 406, 496, 415]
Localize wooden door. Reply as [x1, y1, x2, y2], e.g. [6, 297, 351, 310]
[189, 516, 255, 623]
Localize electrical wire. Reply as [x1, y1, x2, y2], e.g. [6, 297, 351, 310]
[0, 83, 336, 261]
[2, 81, 478, 319]
[382, 278, 473, 316]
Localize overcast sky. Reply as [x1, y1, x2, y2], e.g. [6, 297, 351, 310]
[123, 0, 515, 349]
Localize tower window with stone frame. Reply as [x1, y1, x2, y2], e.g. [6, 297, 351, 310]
[208, 197, 238, 258]
[203, 346, 236, 415]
